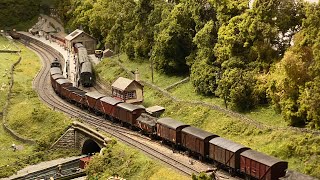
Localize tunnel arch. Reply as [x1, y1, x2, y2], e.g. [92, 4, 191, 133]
[81, 139, 101, 155]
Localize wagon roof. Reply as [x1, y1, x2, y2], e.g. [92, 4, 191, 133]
[65, 86, 84, 92]
[182, 126, 218, 140]
[209, 137, 249, 153]
[52, 74, 65, 80]
[85, 91, 105, 99]
[136, 114, 157, 126]
[56, 78, 72, 85]
[241, 149, 287, 167]
[100, 96, 122, 105]
[157, 118, 189, 129]
[117, 103, 145, 112]
[50, 67, 62, 75]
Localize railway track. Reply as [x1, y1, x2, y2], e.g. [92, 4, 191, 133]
[21, 37, 204, 177]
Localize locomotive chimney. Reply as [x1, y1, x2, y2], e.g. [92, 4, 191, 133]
[135, 68, 140, 82]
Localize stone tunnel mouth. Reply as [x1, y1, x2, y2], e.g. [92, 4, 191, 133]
[82, 139, 101, 155]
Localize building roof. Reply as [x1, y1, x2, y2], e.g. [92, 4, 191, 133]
[241, 149, 287, 167]
[111, 77, 143, 91]
[157, 117, 189, 130]
[41, 21, 56, 33]
[209, 137, 249, 153]
[182, 126, 218, 140]
[65, 29, 96, 41]
[85, 91, 105, 100]
[100, 96, 122, 106]
[117, 103, 145, 112]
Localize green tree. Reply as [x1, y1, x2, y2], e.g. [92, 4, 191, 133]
[0, 0, 40, 28]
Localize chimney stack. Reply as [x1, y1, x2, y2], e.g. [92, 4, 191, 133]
[135, 68, 140, 82]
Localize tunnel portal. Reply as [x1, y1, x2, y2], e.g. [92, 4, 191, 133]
[81, 139, 101, 155]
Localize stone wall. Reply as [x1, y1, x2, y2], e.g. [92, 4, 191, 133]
[50, 128, 75, 149]
[2, 56, 36, 144]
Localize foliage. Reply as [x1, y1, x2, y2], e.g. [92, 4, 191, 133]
[0, 0, 40, 29]
[95, 54, 320, 178]
[58, 0, 320, 127]
[85, 140, 188, 180]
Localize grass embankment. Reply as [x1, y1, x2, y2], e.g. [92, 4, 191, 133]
[95, 55, 320, 178]
[0, 37, 76, 178]
[86, 140, 189, 180]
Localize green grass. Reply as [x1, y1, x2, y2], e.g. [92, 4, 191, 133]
[95, 54, 320, 178]
[86, 140, 189, 180]
[0, 37, 76, 178]
[102, 54, 187, 88]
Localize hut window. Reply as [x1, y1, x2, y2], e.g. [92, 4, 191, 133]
[126, 91, 136, 99]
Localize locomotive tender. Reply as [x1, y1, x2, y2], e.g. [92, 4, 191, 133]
[50, 61, 288, 180]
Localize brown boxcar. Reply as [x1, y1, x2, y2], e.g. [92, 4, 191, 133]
[135, 113, 157, 135]
[61, 86, 86, 106]
[209, 137, 250, 170]
[156, 118, 189, 146]
[181, 126, 218, 159]
[84, 91, 105, 110]
[95, 96, 122, 118]
[51, 74, 65, 91]
[240, 149, 288, 180]
[114, 103, 145, 126]
[55, 79, 72, 96]
[79, 156, 91, 169]
[50, 67, 62, 76]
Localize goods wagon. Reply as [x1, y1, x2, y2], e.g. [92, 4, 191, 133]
[50, 67, 62, 76]
[209, 137, 250, 173]
[61, 86, 86, 106]
[135, 113, 157, 136]
[240, 149, 288, 180]
[181, 126, 218, 159]
[55, 79, 72, 96]
[95, 96, 122, 120]
[84, 91, 105, 111]
[156, 118, 189, 147]
[114, 103, 145, 126]
[50, 74, 65, 91]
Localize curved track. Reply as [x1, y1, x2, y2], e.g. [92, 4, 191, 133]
[22, 38, 202, 177]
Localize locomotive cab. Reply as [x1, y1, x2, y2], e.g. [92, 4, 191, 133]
[51, 58, 62, 68]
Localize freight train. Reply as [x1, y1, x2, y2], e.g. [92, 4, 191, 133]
[50, 61, 288, 180]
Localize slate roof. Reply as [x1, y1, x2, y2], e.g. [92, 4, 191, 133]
[65, 29, 96, 41]
[65, 29, 83, 41]
[111, 77, 142, 91]
[209, 137, 249, 153]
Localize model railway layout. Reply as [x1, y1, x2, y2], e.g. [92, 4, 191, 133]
[50, 58, 288, 180]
